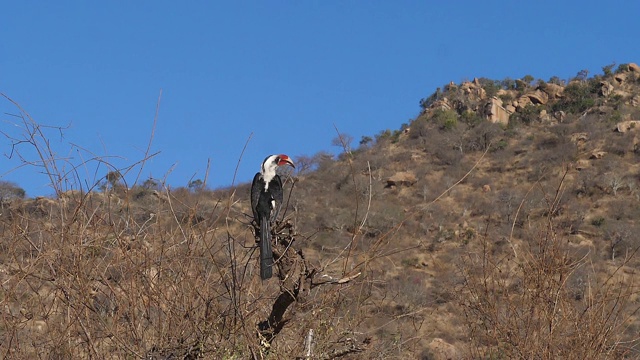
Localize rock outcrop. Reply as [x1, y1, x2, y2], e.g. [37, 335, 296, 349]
[539, 109, 551, 122]
[614, 72, 630, 85]
[524, 89, 549, 105]
[485, 97, 512, 125]
[516, 95, 532, 109]
[386, 171, 417, 188]
[421, 61, 638, 131]
[600, 81, 614, 97]
[616, 120, 640, 133]
[554, 111, 566, 122]
[460, 78, 487, 101]
[539, 82, 565, 98]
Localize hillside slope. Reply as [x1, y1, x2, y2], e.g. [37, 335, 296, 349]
[1, 62, 640, 359]
[283, 62, 640, 358]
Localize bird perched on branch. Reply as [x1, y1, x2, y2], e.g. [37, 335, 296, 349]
[251, 154, 295, 280]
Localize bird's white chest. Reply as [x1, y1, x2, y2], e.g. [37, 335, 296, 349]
[262, 171, 276, 191]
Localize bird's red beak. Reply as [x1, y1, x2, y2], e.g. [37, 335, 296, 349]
[278, 155, 295, 168]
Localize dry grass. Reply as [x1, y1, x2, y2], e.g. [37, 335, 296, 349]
[0, 98, 409, 359]
[3, 79, 640, 360]
[459, 176, 640, 359]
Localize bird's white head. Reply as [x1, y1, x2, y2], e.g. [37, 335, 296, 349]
[260, 154, 295, 183]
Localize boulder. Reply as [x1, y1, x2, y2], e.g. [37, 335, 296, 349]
[614, 72, 629, 84]
[460, 81, 473, 93]
[475, 87, 487, 100]
[590, 150, 607, 159]
[554, 111, 566, 122]
[430, 98, 451, 111]
[599, 81, 614, 97]
[516, 90, 549, 108]
[497, 89, 518, 100]
[525, 89, 549, 105]
[629, 63, 640, 72]
[539, 109, 551, 122]
[460, 81, 486, 101]
[485, 97, 511, 125]
[516, 95, 533, 109]
[540, 83, 565, 98]
[616, 120, 640, 133]
[386, 171, 417, 188]
[631, 95, 640, 107]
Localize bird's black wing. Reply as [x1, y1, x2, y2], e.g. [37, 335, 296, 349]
[270, 174, 284, 222]
[253, 172, 274, 280]
[250, 172, 262, 222]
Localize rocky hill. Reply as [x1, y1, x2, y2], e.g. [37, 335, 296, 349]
[1, 62, 640, 359]
[281, 62, 640, 358]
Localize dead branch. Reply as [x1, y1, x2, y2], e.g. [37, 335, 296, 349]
[255, 219, 361, 348]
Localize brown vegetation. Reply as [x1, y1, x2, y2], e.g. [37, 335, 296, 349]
[3, 63, 640, 359]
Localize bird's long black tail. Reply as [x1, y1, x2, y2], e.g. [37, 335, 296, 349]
[259, 216, 273, 280]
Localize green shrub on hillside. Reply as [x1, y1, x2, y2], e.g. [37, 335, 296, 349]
[510, 104, 542, 125]
[434, 109, 458, 131]
[551, 80, 598, 114]
[615, 63, 630, 73]
[602, 63, 616, 76]
[477, 77, 501, 98]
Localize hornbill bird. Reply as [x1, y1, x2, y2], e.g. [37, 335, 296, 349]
[251, 154, 295, 280]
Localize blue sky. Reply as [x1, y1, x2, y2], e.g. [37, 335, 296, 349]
[1, 2, 639, 197]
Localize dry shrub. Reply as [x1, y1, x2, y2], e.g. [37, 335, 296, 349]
[1, 185, 241, 358]
[459, 177, 640, 359]
[6, 86, 640, 359]
[0, 98, 423, 359]
[0, 96, 267, 358]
